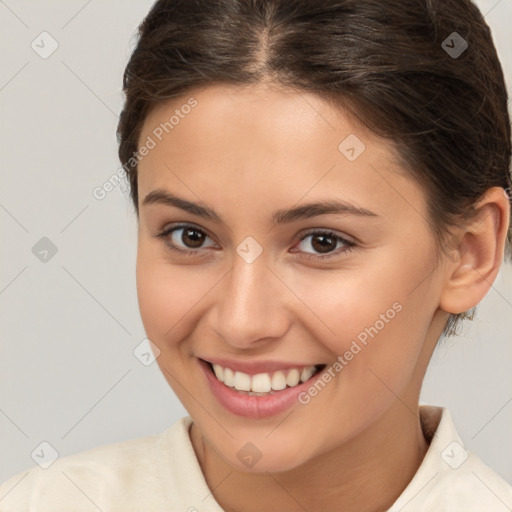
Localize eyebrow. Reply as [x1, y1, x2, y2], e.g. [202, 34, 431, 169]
[142, 189, 380, 224]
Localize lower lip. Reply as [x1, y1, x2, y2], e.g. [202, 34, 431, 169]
[198, 358, 321, 419]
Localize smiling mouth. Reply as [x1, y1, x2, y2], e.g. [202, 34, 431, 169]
[203, 360, 326, 396]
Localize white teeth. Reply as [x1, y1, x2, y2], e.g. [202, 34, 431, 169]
[251, 373, 272, 393]
[212, 364, 224, 382]
[286, 368, 300, 387]
[300, 366, 315, 382]
[271, 370, 287, 390]
[233, 371, 251, 391]
[209, 362, 320, 393]
[223, 367, 235, 387]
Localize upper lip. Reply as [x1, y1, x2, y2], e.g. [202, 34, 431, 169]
[200, 357, 325, 375]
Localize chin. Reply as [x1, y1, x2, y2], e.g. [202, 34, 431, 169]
[213, 434, 319, 474]
[230, 451, 310, 474]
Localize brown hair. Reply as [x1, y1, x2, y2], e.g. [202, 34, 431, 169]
[117, 0, 512, 338]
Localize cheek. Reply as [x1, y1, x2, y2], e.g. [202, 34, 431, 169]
[284, 256, 410, 350]
[135, 244, 224, 354]
[283, 257, 435, 447]
[292, 249, 435, 383]
[136, 248, 195, 343]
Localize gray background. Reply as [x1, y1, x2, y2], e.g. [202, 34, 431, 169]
[1, 0, 511, 485]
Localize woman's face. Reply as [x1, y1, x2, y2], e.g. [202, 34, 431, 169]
[136, 83, 450, 472]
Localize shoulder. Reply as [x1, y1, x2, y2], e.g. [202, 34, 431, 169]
[389, 406, 512, 511]
[426, 450, 512, 510]
[0, 417, 193, 512]
[412, 450, 512, 512]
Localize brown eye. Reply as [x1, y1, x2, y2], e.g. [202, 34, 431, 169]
[309, 233, 337, 253]
[180, 227, 206, 248]
[156, 223, 216, 255]
[294, 230, 357, 260]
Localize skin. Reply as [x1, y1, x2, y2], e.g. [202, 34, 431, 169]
[135, 82, 510, 512]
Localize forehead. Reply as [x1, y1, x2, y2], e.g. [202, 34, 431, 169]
[136, 83, 426, 225]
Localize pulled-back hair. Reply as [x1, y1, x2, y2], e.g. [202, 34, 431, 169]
[117, 0, 512, 338]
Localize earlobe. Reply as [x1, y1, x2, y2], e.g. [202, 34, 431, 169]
[438, 187, 511, 315]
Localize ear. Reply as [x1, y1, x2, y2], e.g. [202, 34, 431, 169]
[439, 187, 511, 315]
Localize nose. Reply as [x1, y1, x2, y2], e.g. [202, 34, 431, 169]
[209, 250, 290, 350]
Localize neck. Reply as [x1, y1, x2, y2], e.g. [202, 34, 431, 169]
[190, 400, 429, 512]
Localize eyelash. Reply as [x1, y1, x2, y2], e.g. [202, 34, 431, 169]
[155, 223, 357, 261]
